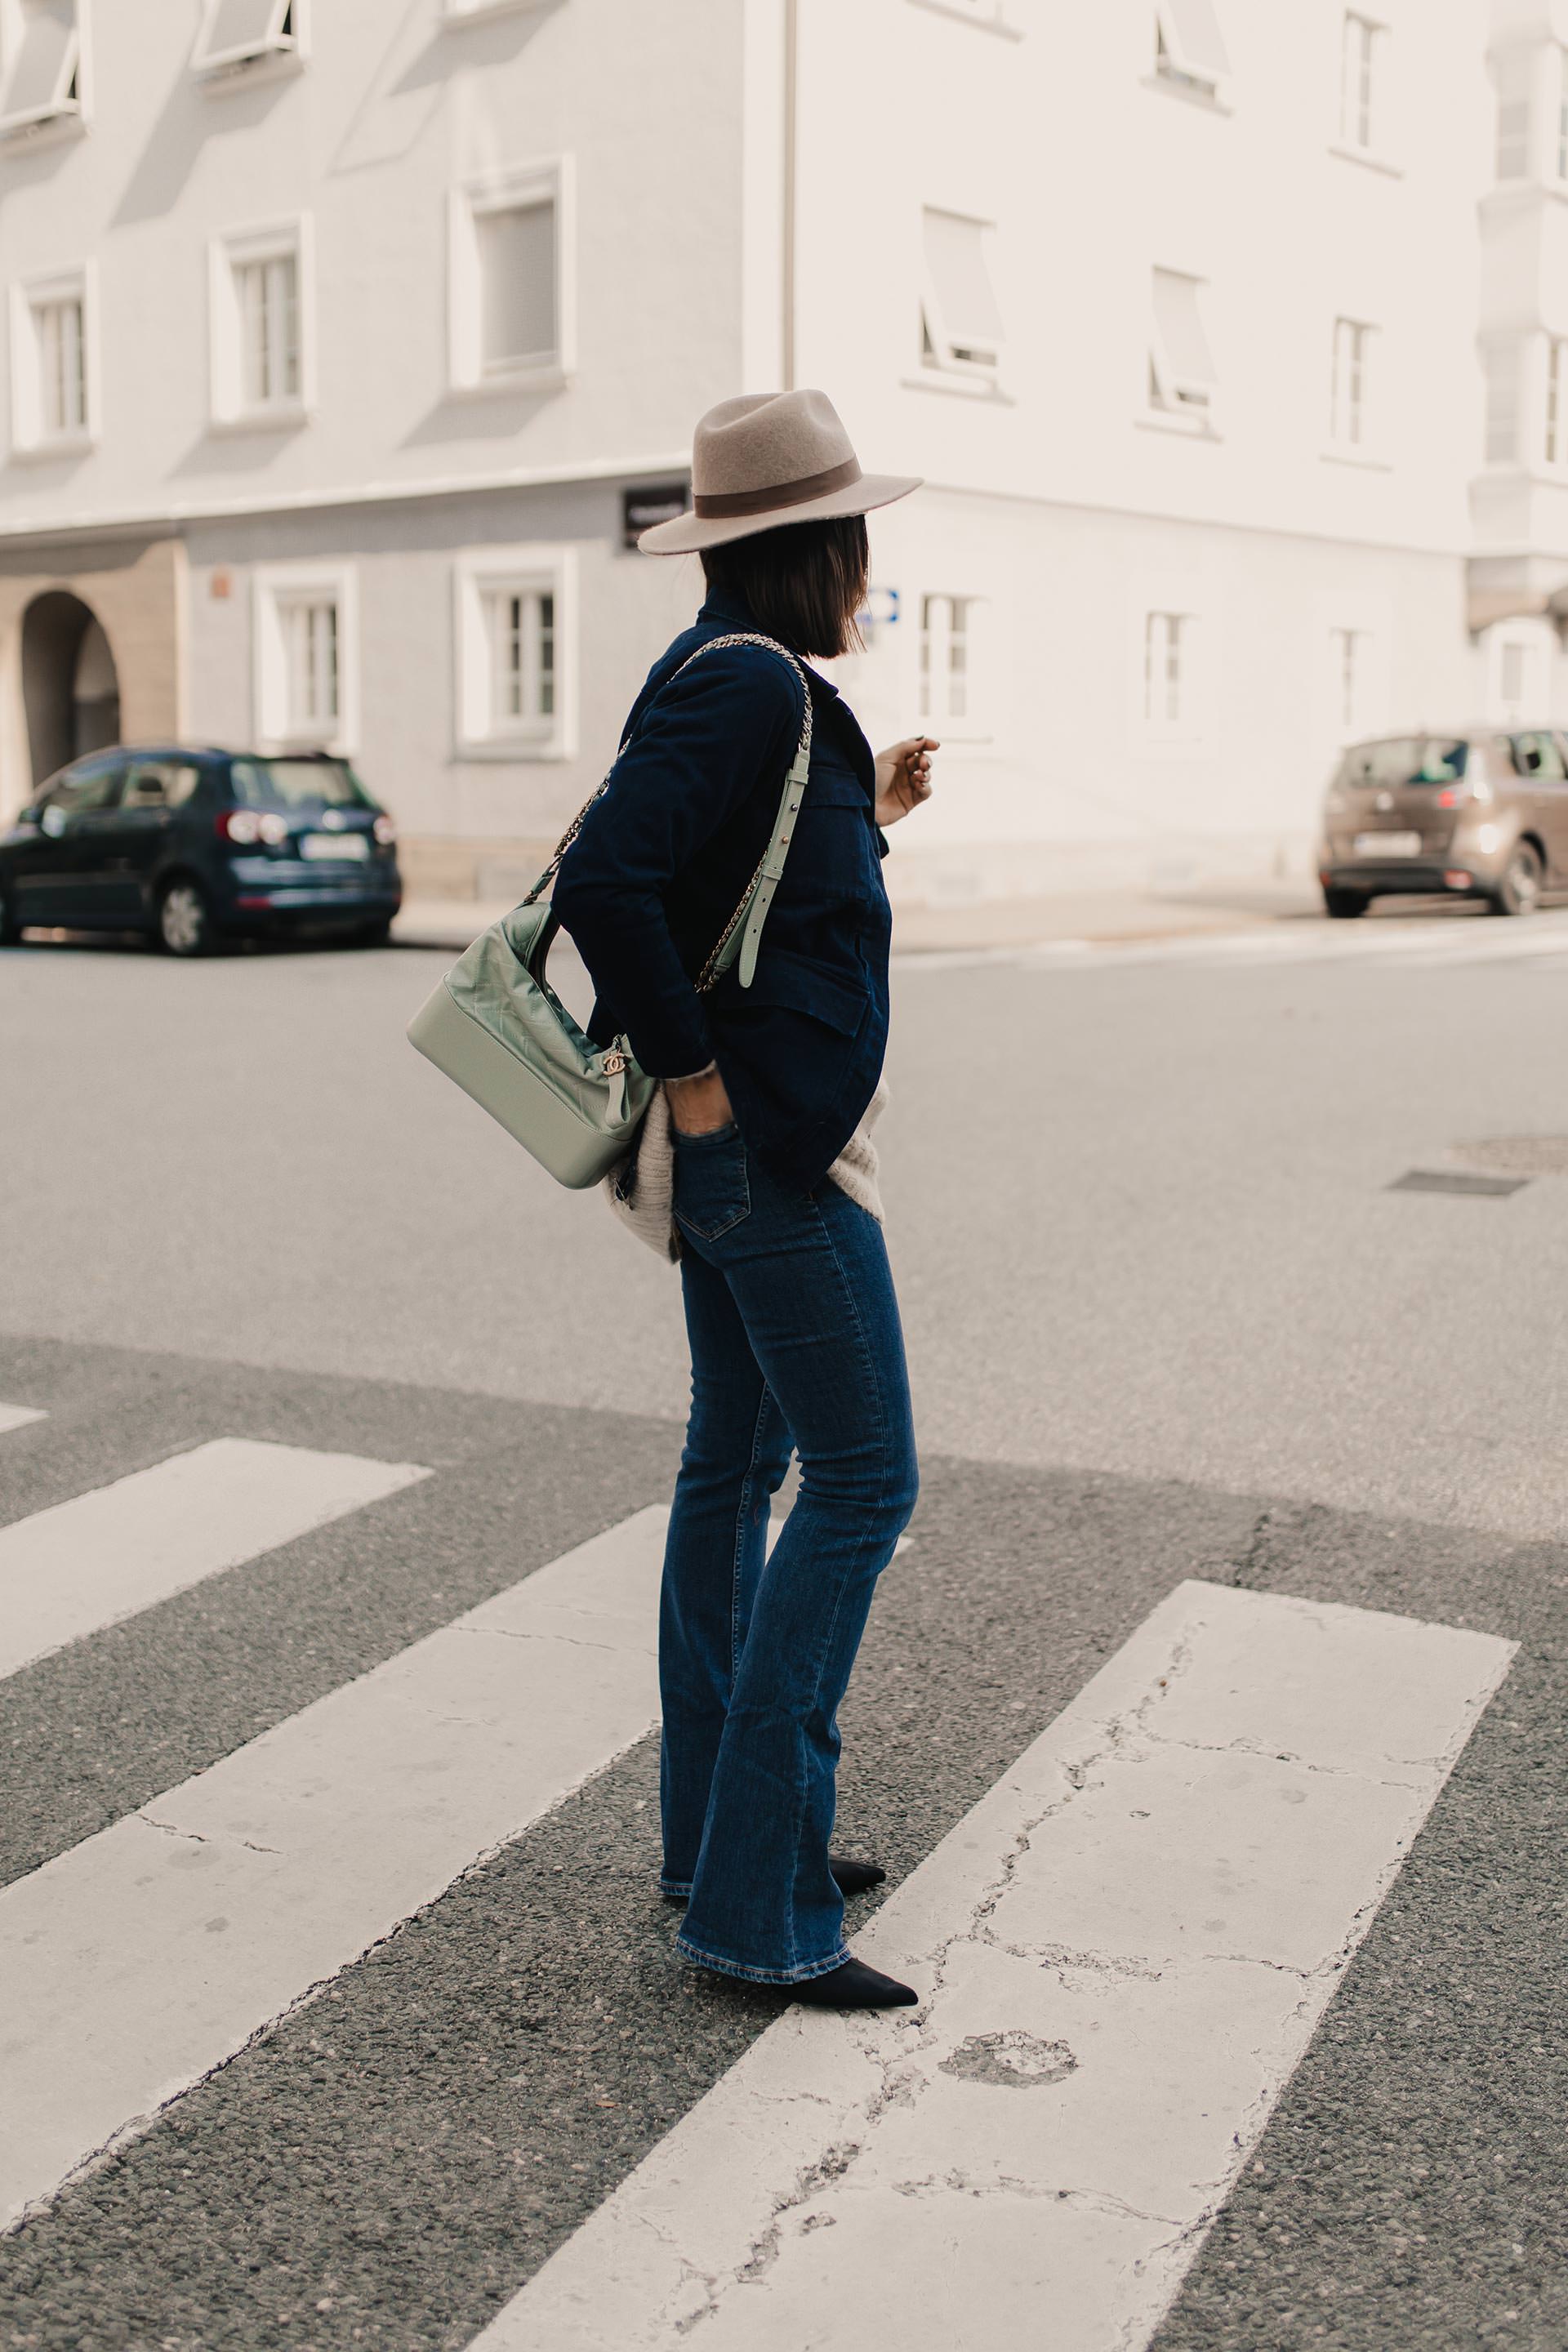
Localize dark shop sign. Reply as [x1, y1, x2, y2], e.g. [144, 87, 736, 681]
[622, 483, 689, 549]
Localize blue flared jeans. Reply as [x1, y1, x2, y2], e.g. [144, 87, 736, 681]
[660, 1121, 919, 1985]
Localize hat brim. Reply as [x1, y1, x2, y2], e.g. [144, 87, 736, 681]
[639, 470, 922, 555]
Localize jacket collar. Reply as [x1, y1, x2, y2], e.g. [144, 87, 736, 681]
[695, 591, 842, 702]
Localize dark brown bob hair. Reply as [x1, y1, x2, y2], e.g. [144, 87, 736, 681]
[700, 514, 868, 661]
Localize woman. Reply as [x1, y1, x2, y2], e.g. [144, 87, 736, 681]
[553, 390, 935, 2009]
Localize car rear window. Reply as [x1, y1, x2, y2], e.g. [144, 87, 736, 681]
[1336, 738, 1469, 789]
[229, 757, 374, 809]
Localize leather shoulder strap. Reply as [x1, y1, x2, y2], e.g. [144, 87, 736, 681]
[524, 630, 815, 1000]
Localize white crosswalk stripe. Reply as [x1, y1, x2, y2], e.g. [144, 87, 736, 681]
[0, 1404, 47, 1437]
[0, 1503, 668, 2233]
[479, 1582, 1513, 2352]
[0, 1437, 430, 1682]
[0, 1404, 1522, 2344]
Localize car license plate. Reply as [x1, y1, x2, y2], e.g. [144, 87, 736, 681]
[1353, 831, 1422, 858]
[301, 831, 369, 862]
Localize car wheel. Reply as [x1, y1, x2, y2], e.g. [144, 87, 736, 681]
[1322, 888, 1370, 920]
[354, 918, 394, 947]
[1489, 840, 1544, 917]
[158, 880, 213, 957]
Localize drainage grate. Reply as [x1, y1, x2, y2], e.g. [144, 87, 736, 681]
[1446, 1135, 1568, 1179]
[1390, 1169, 1530, 1198]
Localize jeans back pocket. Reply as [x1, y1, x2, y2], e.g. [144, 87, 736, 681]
[672, 1123, 751, 1241]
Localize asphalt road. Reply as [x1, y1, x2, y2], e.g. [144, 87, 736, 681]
[2, 913, 1566, 2350]
[5, 915, 1568, 1537]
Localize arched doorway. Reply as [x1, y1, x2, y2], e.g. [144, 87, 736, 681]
[20, 591, 122, 787]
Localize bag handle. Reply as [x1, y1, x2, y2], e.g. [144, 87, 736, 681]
[521, 631, 813, 996]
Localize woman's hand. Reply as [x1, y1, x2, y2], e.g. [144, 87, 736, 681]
[666, 1066, 735, 1135]
[874, 737, 938, 830]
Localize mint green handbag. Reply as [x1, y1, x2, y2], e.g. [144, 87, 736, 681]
[407, 634, 813, 1189]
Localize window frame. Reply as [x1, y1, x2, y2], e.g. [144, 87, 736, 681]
[1494, 46, 1535, 183]
[448, 157, 576, 398]
[917, 205, 1004, 394]
[1481, 336, 1524, 470]
[1328, 314, 1374, 454]
[1147, 266, 1217, 433]
[1332, 7, 1396, 167]
[252, 561, 359, 755]
[915, 590, 990, 741]
[1151, 0, 1231, 106]
[1131, 583, 1205, 751]
[0, 0, 89, 141]
[190, 0, 306, 82]
[207, 216, 314, 430]
[441, 0, 550, 22]
[452, 543, 577, 761]
[1546, 336, 1568, 470]
[7, 261, 97, 457]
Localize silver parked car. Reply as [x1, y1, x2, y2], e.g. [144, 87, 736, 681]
[1317, 729, 1568, 917]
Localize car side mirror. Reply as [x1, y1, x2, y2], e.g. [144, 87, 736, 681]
[40, 804, 67, 838]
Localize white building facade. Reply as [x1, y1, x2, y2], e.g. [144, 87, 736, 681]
[0, 0, 1541, 903]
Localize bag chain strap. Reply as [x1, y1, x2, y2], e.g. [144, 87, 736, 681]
[521, 633, 813, 997]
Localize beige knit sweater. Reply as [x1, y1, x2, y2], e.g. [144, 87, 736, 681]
[604, 1076, 889, 1263]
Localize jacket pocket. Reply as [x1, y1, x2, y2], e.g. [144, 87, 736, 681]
[722, 946, 867, 1036]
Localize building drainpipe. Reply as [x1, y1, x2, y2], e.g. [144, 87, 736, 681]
[783, 0, 798, 390]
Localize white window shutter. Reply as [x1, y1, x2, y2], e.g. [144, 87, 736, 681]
[2, 0, 79, 124]
[921, 209, 1003, 371]
[1150, 270, 1215, 412]
[477, 203, 558, 372]
[1155, 0, 1229, 87]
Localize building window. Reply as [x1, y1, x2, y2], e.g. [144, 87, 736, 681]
[453, 545, 576, 758]
[209, 220, 312, 425]
[191, 0, 302, 77]
[8, 265, 94, 450]
[1329, 317, 1371, 448]
[448, 161, 573, 394]
[486, 586, 554, 728]
[281, 597, 337, 737]
[1143, 612, 1190, 726]
[237, 251, 299, 409]
[919, 594, 980, 725]
[1329, 627, 1364, 733]
[1148, 269, 1216, 425]
[1494, 50, 1533, 181]
[1547, 339, 1567, 467]
[1152, 0, 1229, 100]
[1338, 12, 1382, 150]
[1483, 343, 1521, 466]
[919, 208, 1003, 386]
[253, 564, 357, 752]
[0, 0, 84, 137]
[1557, 47, 1568, 180]
[35, 288, 85, 436]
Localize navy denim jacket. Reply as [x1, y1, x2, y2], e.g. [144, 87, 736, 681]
[552, 590, 891, 1192]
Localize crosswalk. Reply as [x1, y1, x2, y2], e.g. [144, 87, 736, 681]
[898, 907, 1568, 978]
[478, 1584, 1512, 2352]
[0, 1437, 427, 1681]
[0, 1379, 1526, 2349]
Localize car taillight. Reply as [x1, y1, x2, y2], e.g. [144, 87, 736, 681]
[373, 814, 395, 846]
[218, 809, 287, 846]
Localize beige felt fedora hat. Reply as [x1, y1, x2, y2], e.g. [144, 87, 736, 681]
[639, 389, 920, 555]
